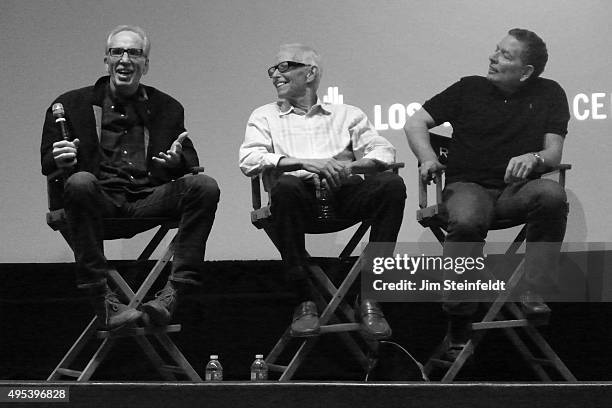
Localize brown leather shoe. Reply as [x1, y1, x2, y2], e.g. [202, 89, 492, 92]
[290, 301, 320, 337]
[357, 298, 392, 339]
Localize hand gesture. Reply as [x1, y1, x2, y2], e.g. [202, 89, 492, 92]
[153, 131, 188, 168]
[52, 138, 80, 169]
[504, 153, 538, 184]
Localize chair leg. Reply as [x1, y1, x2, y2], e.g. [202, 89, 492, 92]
[132, 335, 178, 381]
[504, 302, 577, 381]
[137, 224, 172, 261]
[339, 221, 371, 259]
[266, 252, 378, 381]
[500, 320, 552, 381]
[78, 337, 117, 381]
[426, 257, 575, 381]
[48, 317, 98, 381]
[48, 227, 200, 381]
[153, 333, 202, 381]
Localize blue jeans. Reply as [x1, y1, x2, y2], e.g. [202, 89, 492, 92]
[64, 171, 220, 289]
[442, 178, 568, 316]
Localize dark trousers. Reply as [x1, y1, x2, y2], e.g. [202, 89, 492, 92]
[270, 172, 406, 301]
[64, 171, 220, 289]
[442, 178, 568, 316]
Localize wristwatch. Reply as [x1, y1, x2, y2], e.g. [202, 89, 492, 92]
[532, 152, 545, 166]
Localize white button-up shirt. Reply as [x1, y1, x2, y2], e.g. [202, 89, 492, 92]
[239, 99, 396, 180]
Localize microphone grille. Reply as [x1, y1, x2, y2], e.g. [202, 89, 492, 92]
[52, 103, 65, 119]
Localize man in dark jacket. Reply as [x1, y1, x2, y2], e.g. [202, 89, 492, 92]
[41, 25, 220, 329]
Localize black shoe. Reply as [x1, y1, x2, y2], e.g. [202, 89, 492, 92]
[141, 281, 179, 326]
[290, 301, 320, 337]
[445, 343, 469, 362]
[519, 291, 551, 319]
[444, 316, 472, 362]
[357, 298, 392, 339]
[89, 284, 142, 330]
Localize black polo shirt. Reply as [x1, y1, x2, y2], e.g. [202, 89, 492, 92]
[422, 75, 570, 188]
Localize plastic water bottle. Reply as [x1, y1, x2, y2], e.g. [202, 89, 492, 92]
[250, 354, 268, 381]
[205, 355, 223, 381]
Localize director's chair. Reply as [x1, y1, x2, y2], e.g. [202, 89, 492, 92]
[250, 164, 403, 381]
[45, 170, 202, 381]
[418, 132, 576, 382]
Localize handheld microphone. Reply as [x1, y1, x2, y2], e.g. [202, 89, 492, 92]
[52, 103, 71, 141]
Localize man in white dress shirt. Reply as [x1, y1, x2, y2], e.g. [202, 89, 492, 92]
[239, 44, 406, 338]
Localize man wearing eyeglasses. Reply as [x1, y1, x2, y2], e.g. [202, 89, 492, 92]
[41, 25, 220, 330]
[239, 44, 406, 338]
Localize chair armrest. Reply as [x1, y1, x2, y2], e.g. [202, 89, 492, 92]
[251, 175, 262, 210]
[417, 163, 572, 210]
[47, 168, 65, 181]
[250, 161, 406, 212]
[188, 166, 205, 175]
[354, 161, 405, 176]
[538, 163, 571, 188]
[46, 170, 66, 211]
[388, 162, 405, 174]
[418, 171, 444, 209]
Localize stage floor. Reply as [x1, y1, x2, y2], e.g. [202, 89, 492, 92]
[1, 381, 611, 408]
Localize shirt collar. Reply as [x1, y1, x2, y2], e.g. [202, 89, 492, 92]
[106, 82, 149, 104]
[487, 78, 533, 100]
[277, 98, 332, 117]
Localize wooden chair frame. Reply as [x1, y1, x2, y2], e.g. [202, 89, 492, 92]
[418, 133, 576, 382]
[250, 164, 403, 381]
[45, 171, 202, 382]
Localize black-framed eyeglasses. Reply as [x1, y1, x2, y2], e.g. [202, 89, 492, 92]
[267, 61, 309, 77]
[107, 48, 145, 59]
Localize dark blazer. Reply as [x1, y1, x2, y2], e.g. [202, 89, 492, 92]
[40, 76, 199, 185]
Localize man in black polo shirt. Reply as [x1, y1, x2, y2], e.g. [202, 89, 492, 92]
[404, 28, 569, 358]
[41, 25, 220, 330]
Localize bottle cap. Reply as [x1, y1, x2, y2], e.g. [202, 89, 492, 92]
[255, 354, 264, 359]
[210, 355, 218, 359]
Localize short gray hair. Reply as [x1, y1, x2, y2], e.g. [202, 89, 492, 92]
[278, 43, 323, 83]
[105, 25, 151, 57]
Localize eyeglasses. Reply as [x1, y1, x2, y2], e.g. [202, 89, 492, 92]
[107, 48, 145, 59]
[267, 61, 309, 77]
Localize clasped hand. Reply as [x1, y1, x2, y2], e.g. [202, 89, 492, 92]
[301, 158, 352, 189]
